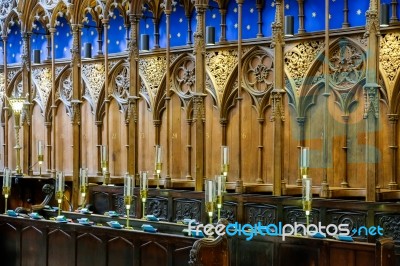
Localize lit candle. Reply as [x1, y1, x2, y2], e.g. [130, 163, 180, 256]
[57, 172, 64, 192]
[101, 145, 107, 162]
[126, 174, 131, 196]
[305, 179, 311, 201]
[222, 146, 229, 165]
[207, 180, 213, 202]
[217, 175, 222, 196]
[155, 145, 162, 163]
[301, 147, 309, 168]
[38, 140, 43, 156]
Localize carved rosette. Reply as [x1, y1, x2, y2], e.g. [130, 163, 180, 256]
[329, 40, 365, 91]
[192, 94, 205, 122]
[206, 50, 238, 95]
[270, 91, 285, 122]
[173, 56, 195, 100]
[243, 51, 274, 96]
[70, 100, 81, 125]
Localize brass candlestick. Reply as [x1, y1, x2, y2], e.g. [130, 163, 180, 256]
[140, 171, 148, 219]
[215, 175, 226, 221]
[101, 145, 110, 185]
[55, 171, 65, 217]
[79, 168, 88, 207]
[205, 179, 216, 226]
[155, 145, 162, 189]
[124, 173, 134, 229]
[8, 96, 25, 176]
[2, 168, 11, 214]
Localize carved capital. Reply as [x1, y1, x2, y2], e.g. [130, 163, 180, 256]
[363, 83, 379, 119]
[125, 96, 140, 124]
[296, 117, 306, 127]
[271, 0, 284, 48]
[270, 90, 285, 122]
[70, 100, 82, 125]
[388, 114, 399, 124]
[364, 9, 380, 38]
[192, 94, 206, 122]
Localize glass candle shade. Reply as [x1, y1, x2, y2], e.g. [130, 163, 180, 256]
[79, 168, 88, 195]
[302, 177, 312, 214]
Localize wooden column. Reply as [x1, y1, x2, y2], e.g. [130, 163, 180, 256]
[21, 32, 32, 176]
[320, 0, 330, 198]
[271, 0, 285, 196]
[164, 0, 172, 188]
[186, 119, 192, 180]
[127, 9, 141, 177]
[390, 0, 398, 23]
[256, 118, 264, 184]
[2, 35, 9, 168]
[45, 122, 51, 172]
[388, 114, 398, 189]
[296, 117, 306, 186]
[236, 0, 244, 193]
[297, 0, 305, 34]
[256, 0, 264, 38]
[70, 24, 82, 208]
[193, 1, 208, 191]
[343, 0, 350, 28]
[364, 0, 380, 202]
[49, 27, 56, 178]
[341, 115, 349, 187]
[103, 18, 110, 184]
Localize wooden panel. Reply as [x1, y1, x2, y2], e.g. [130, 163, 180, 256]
[0, 223, 19, 266]
[31, 104, 47, 174]
[173, 246, 192, 266]
[55, 103, 73, 174]
[21, 226, 46, 266]
[233, 238, 274, 266]
[48, 229, 74, 266]
[280, 243, 321, 266]
[92, 191, 111, 214]
[107, 237, 134, 266]
[140, 241, 168, 266]
[76, 233, 105, 266]
[81, 100, 97, 176]
[108, 99, 127, 177]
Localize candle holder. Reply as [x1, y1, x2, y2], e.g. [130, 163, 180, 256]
[2, 167, 12, 214]
[8, 96, 26, 176]
[101, 145, 110, 185]
[300, 147, 310, 178]
[55, 171, 65, 217]
[215, 175, 226, 221]
[155, 145, 162, 189]
[79, 168, 88, 207]
[221, 146, 229, 193]
[140, 171, 148, 219]
[302, 177, 312, 227]
[124, 173, 134, 229]
[205, 179, 216, 226]
[38, 140, 44, 176]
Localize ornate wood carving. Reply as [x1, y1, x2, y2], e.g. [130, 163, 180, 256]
[206, 50, 238, 95]
[173, 198, 201, 222]
[244, 203, 276, 225]
[139, 55, 167, 96]
[376, 213, 400, 243]
[82, 63, 105, 106]
[147, 196, 168, 220]
[32, 67, 52, 111]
